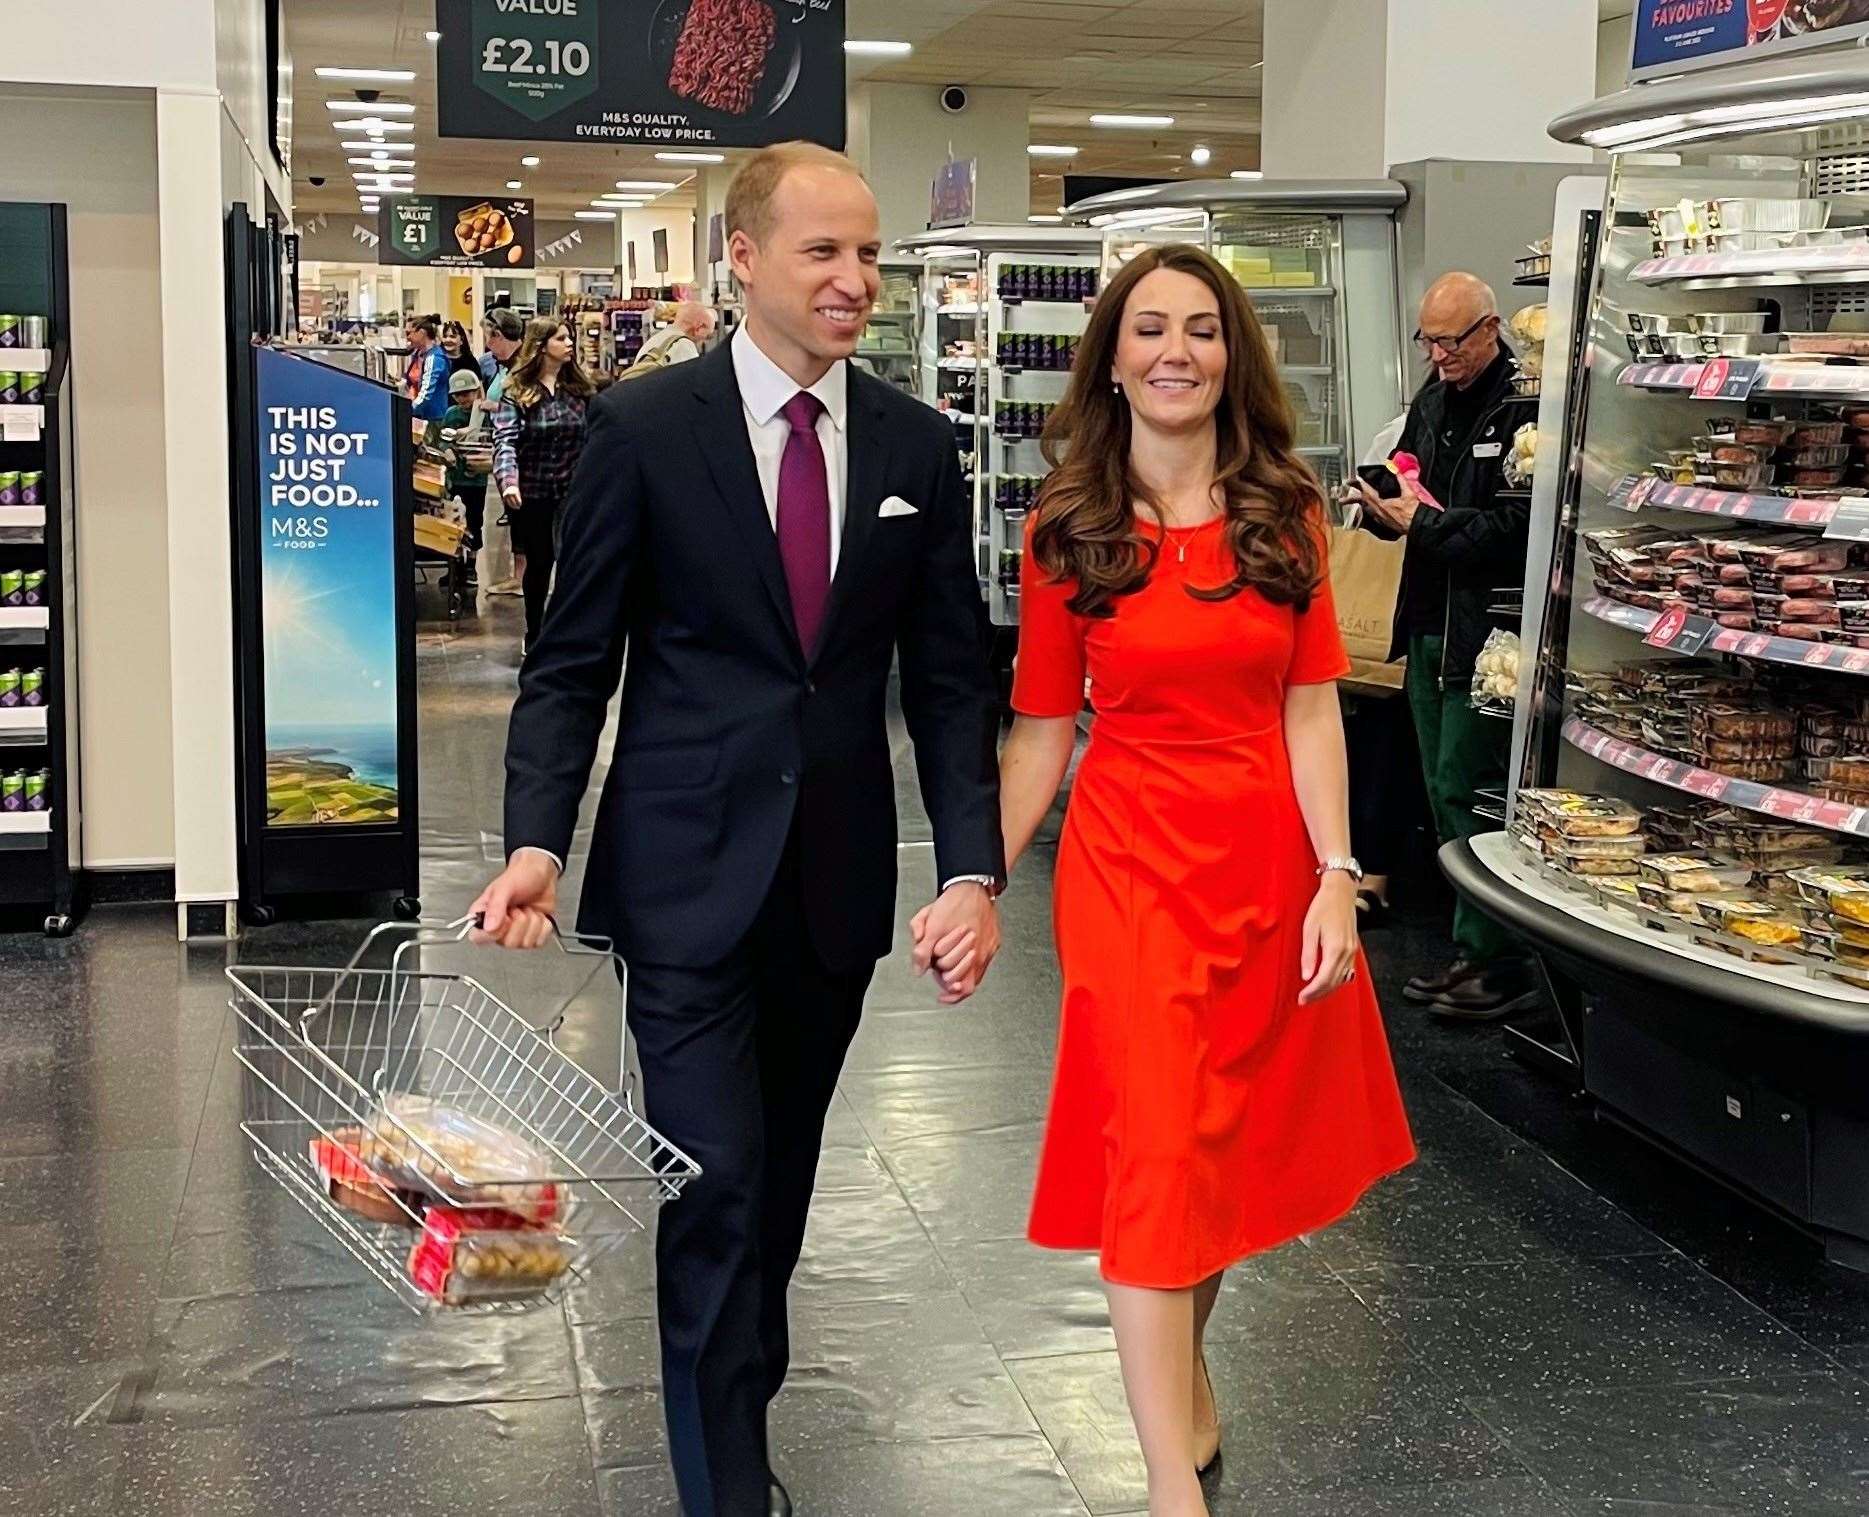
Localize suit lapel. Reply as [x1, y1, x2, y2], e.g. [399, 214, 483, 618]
[813, 368, 887, 668]
[690, 345, 803, 655]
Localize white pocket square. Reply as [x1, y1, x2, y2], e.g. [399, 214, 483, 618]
[879, 495, 920, 518]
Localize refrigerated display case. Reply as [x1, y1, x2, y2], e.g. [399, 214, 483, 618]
[858, 260, 920, 395]
[1445, 54, 1869, 1269]
[1065, 179, 1409, 490]
[895, 225, 1100, 635]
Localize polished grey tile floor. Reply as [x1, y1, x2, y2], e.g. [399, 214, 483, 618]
[6, 596, 1869, 1516]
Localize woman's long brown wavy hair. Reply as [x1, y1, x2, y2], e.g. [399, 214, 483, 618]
[1030, 243, 1326, 618]
[504, 317, 597, 409]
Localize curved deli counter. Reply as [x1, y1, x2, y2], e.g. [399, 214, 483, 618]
[1457, 54, 1869, 1270]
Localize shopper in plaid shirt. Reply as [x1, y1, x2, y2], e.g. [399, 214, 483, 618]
[493, 317, 595, 651]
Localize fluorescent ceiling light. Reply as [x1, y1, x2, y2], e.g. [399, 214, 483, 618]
[594, 198, 650, 208]
[521, 155, 541, 167]
[575, 210, 617, 220]
[658, 150, 725, 163]
[1028, 214, 1064, 223]
[844, 39, 912, 55]
[1230, 169, 1264, 180]
[424, 31, 441, 43]
[506, 180, 523, 190]
[614, 180, 678, 190]
[348, 157, 414, 168]
[316, 67, 417, 82]
[1090, 112, 1175, 127]
[1028, 144, 1079, 158]
[340, 140, 394, 151]
[326, 100, 416, 113]
[1190, 145, 1212, 166]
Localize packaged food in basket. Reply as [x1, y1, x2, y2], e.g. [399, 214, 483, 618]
[407, 1205, 573, 1307]
[309, 1129, 428, 1227]
[1639, 854, 1754, 892]
[362, 1095, 566, 1225]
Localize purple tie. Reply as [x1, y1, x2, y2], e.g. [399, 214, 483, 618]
[777, 391, 831, 653]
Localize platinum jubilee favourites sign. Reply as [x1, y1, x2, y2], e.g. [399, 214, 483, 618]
[436, 0, 847, 149]
[1631, 1, 1869, 82]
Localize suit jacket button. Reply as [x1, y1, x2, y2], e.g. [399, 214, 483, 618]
[780, 769, 797, 785]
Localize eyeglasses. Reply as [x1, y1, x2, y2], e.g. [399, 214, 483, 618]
[1413, 314, 1494, 356]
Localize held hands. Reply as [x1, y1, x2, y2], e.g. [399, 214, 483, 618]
[909, 882, 1001, 1006]
[1364, 475, 1421, 534]
[470, 851, 559, 950]
[1299, 872, 1361, 1005]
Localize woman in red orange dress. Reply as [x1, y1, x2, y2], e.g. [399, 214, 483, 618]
[996, 245, 1415, 1516]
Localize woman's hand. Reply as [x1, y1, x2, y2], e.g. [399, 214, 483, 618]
[503, 486, 522, 509]
[1299, 872, 1360, 1004]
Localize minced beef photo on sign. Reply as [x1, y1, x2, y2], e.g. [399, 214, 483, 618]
[668, 0, 778, 116]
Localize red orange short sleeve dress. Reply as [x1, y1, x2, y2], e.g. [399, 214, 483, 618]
[1013, 512, 1416, 1288]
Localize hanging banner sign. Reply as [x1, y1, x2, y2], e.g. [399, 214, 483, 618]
[254, 347, 402, 827]
[379, 196, 535, 269]
[929, 158, 978, 230]
[435, 0, 847, 149]
[1631, 1, 1869, 83]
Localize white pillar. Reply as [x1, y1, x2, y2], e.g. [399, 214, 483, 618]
[1262, 0, 1597, 178]
[852, 82, 1036, 246]
[156, 85, 241, 919]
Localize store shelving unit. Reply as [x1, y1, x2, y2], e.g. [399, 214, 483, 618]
[896, 225, 1100, 636]
[1067, 179, 1410, 488]
[1444, 54, 1869, 1270]
[858, 261, 919, 395]
[0, 201, 79, 934]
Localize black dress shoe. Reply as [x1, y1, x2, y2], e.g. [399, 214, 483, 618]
[1402, 959, 1476, 1004]
[768, 1476, 793, 1517]
[1429, 960, 1541, 1022]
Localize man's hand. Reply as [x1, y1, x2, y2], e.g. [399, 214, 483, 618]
[1341, 478, 1381, 522]
[470, 851, 559, 949]
[1365, 475, 1421, 534]
[503, 486, 523, 509]
[909, 882, 1001, 1005]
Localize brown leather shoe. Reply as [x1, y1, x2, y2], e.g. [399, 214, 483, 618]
[1403, 959, 1478, 1004]
[1429, 960, 1541, 1022]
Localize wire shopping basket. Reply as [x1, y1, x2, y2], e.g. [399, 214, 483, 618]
[226, 916, 700, 1315]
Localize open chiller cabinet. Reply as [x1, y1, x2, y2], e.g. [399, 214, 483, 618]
[1068, 179, 1409, 491]
[896, 225, 1100, 632]
[1444, 55, 1869, 1271]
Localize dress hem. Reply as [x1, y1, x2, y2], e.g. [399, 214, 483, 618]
[1025, 1143, 1417, 1291]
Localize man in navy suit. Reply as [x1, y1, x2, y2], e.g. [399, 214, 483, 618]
[473, 142, 1006, 1517]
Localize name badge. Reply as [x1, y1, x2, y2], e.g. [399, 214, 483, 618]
[1472, 442, 1504, 459]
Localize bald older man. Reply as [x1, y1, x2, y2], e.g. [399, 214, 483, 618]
[1347, 272, 1538, 1022]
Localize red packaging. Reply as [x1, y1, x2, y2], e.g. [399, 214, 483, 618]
[407, 1205, 573, 1307]
[309, 1131, 426, 1227]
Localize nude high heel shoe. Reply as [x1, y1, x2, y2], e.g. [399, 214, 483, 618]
[1194, 1355, 1221, 1475]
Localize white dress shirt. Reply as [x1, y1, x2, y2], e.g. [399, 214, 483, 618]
[732, 323, 849, 574]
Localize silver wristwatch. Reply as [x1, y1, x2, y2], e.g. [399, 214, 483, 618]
[1316, 856, 1365, 884]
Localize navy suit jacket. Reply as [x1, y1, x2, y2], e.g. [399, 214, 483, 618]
[503, 341, 1005, 973]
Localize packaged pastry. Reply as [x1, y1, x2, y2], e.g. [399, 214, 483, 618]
[1529, 794, 1643, 837]
[308, 1130, 427, 1227]
[406, 1205, 573, 1307]
[361, 1095, 565, 1224]
[1640, 854, 1754, 891]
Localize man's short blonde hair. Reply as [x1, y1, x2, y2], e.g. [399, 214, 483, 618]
[725, 141, 865, 246]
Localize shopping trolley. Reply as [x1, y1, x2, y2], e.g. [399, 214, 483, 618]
[226, 915, 700, 1314]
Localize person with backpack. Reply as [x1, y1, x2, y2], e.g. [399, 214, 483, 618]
[621, 301, 716, 380]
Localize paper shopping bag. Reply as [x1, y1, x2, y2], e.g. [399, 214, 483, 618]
[1328, 524, 1407, 695]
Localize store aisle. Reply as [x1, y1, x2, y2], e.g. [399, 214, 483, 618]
[7, 607, 1869, 1517]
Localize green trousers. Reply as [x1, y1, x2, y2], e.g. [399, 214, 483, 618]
[1405, 633, 1516, 963]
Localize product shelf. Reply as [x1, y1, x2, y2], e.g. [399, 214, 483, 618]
[0, 404, 44, 440]
[1238, 285, 1337, 298]
[0, 811, 50, 834]
[1616, 476, 1842, 528]
[0, 707, 47, 743]
[938, 356, 984, 371]
[1631, 241, 1869, 286]
[1562, 714, 1869, 840]
[1619, 358, 1869, 399]
[1581, 593, 1869, 676]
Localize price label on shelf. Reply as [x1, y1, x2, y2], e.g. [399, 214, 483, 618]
[1645, 607, 1717, 655]
[1682, 768, 1730, 800]
[1693, 357, 1760, 401]
[1605, 473, 1642, 511]
[0, 410, 39, 443]
[1825, 498, 1869, 543]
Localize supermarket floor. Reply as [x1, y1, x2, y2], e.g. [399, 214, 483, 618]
[10, 597, 1869, 1517]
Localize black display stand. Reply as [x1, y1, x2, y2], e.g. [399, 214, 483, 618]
[226, 209, 421, 924]
[0, 202, 82, 936]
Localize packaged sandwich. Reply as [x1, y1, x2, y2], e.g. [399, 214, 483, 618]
[1527, 794, 1643, 838]
[308, 1130, 427, 1227]
[1639, 854, 1754, 892]
[406, 1205, 573, 1307]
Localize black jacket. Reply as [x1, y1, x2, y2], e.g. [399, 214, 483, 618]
[503, 342, 1005, 973]
[1390, 349, 1536, 686]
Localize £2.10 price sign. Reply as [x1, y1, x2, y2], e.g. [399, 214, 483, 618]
[470, 0, 600, 123]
